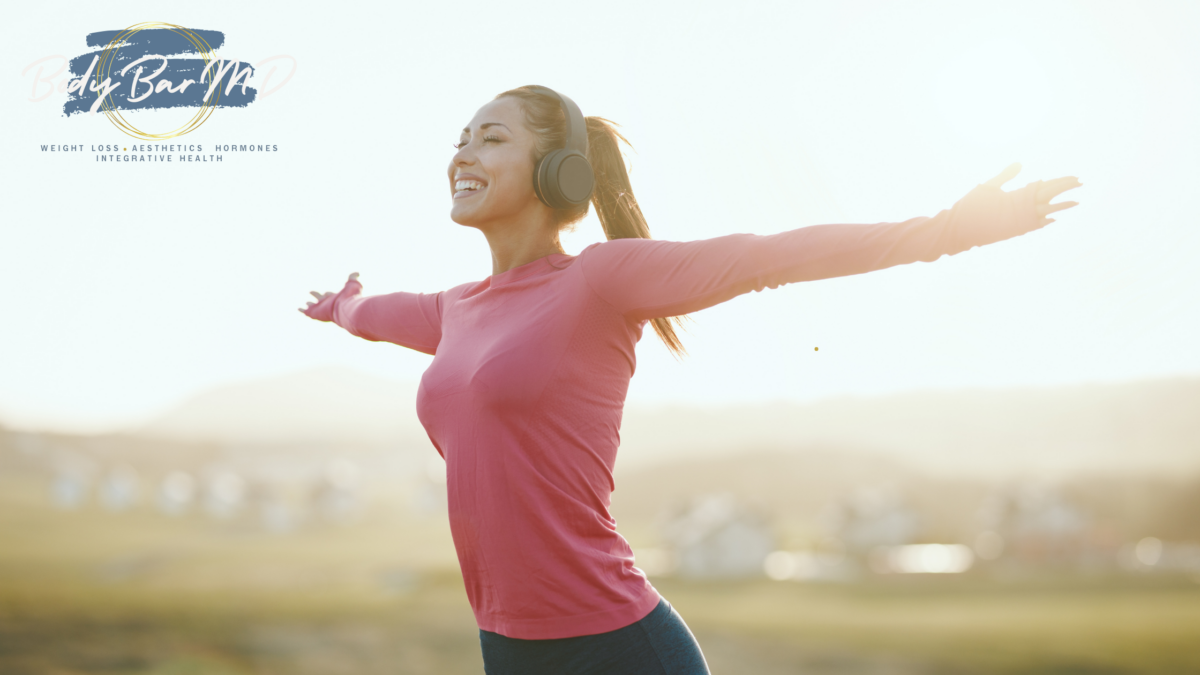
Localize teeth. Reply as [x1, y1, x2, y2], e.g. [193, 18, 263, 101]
[455, 180, 485, 192]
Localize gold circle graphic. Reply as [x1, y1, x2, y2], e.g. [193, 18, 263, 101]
[94, 22, 223, 140]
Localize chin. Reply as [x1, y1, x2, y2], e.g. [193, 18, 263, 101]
[450, 205, 484, 228]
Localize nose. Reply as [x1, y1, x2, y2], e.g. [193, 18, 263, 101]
[452, 141, 475, 167]
[449, 146, 472, 185]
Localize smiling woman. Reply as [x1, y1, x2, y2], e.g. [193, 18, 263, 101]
[448, 86, 689, 356]
[300, 84, 1079, 674]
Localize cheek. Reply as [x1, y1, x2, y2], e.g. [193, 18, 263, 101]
[487, 152, 534, 196]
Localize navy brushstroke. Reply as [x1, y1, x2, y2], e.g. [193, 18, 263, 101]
[85, 28, 226, 52]
[64, 28, 256, 117]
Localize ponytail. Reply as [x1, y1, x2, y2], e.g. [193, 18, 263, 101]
[496, 86, 689, 358]
[583, 117, 688, 357]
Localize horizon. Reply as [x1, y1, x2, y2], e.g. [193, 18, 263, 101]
[4, 363, 1199, 437]
[5, 364, 1197, 483]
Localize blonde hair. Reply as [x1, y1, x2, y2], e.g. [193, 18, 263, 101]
[495, 85, 689, 357]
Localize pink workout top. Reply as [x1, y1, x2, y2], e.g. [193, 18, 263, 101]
[303, 180, 1046, 639]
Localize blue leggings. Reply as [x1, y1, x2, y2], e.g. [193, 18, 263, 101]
[479, 598, 710, 675]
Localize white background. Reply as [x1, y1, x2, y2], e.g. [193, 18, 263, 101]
[2, 1, 1197, 432]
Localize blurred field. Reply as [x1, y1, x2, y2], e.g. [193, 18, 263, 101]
[3, 471, 1200, 675]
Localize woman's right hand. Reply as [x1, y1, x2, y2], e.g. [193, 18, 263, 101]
[299, 272, 360, 321]
[982, 162, 1081, 227]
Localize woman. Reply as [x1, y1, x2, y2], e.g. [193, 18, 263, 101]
[301, 85, 1080, 674]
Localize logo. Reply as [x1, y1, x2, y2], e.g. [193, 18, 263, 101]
[24, 22, 295, 140]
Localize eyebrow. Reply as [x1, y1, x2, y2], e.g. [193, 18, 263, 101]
[461, 122, 511, 134]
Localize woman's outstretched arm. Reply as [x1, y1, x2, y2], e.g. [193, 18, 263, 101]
[300, 273, 444, 355]
[578, 164, 1081, 322]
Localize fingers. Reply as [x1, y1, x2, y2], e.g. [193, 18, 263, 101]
[302, 276, 358, 319]
[1036, 176, 1082, 203]
[1037, 201, 1079, 216]
[308, 290, 335, 306]
[984, 162, 1022, 189]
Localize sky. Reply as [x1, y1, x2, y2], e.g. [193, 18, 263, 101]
[2, 1, 1198, 434]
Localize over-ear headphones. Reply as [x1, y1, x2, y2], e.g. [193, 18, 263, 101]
[526, 86, 595, 209]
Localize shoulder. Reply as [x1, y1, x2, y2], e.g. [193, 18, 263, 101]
[576, 239, 636, 278]
[442, 280, 479, 304]
[577, 237, 673, 270]
[578, 238, 662, 256]
[446, 279, 478, 296]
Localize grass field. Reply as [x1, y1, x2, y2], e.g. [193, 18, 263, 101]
[3, 476, 1200, 674]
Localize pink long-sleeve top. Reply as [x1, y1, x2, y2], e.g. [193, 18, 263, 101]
[304, 180, 1045, 639]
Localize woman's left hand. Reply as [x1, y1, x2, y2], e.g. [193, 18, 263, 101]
[984, 162, 1082, 227]
[299, 272, 360, 321]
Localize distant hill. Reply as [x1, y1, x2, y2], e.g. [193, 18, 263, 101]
[132, 366, 427, 447]
[617, 378, 1200, 478]
[130, 367, 1200, 478]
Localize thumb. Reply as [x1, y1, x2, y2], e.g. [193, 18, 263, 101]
[983, 162, 1021, 189]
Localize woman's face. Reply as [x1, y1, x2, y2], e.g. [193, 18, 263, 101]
[448, 97, 542, 228]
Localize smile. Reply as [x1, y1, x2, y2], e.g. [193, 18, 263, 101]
[454, 179, 486, 199]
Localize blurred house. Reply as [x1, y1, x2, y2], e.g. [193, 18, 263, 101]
[158, 471, 196, 516]
[50, 470, 90, 509]
[976, 483, 1090, 566]
[249, 480, 307, 534]
[202, 469, 247, 519]
[661, 493, 774, 579]
[1119, 537, 1200, 574]
[49, 453, 96, 510]
[309, 458, 363, 522]
[99, 465, 141, 511]
[819, 485, 920, 555]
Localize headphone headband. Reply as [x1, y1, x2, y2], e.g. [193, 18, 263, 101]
[525, 85, 589, 160]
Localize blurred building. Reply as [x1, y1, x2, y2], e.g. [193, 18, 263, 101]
[50, 470, 90, 509]
[1119, 536, 1200, 574]
[661, 493, 775, 579]
[49, 453, 96, 510]
[250, 480, 307, 534]
[977, 483, 1090, 567]
[819, 485, 920, 555]
[158, 471, 196, 516]
[202, 469, 247, 519]
[309, 458, 363, 522]
[99, 465, 141, 511]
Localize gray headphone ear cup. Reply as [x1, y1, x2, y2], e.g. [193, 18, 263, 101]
[556, 151, 595, 206]
[533, 149, 565, 208]
[535, 149, 594, 209]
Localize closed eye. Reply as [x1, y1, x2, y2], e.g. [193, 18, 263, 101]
[453, 135, 502, 150]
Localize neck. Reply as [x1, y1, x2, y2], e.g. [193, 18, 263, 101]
[480, 212, 566, 276]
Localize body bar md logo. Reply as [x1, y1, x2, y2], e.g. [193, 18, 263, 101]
[24, 22, 294, 140]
